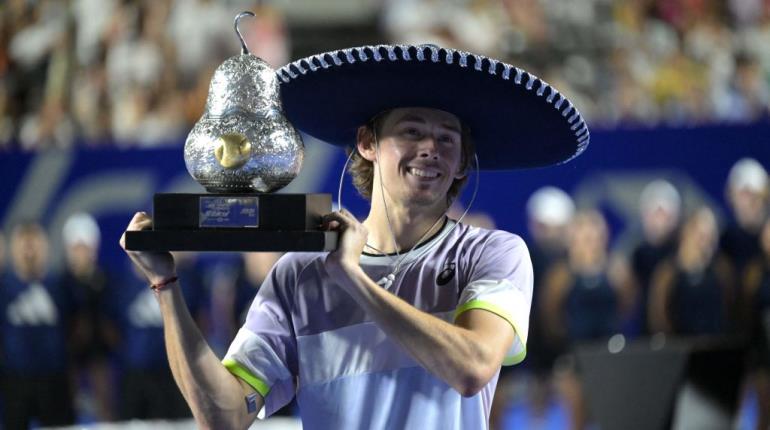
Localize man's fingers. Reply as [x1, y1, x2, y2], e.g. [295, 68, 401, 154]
[322, 211, 351, 226]
[128, 212, 152, 231]
[121, 212, 152, 250]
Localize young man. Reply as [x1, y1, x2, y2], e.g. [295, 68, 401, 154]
[121, 44, 589, 429]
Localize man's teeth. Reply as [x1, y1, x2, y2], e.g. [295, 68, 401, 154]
[408, 167, 439, 178]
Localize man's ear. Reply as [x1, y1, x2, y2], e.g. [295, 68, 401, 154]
[356, 126, 377, 162]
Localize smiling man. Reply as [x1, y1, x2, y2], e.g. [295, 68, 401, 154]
[121, 45, 589, 429]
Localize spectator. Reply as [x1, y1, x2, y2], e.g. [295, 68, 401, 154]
[743, 217, 770, 430]
[519, 187, 575, 420]
[542, 209, 634, 430]
[1, 221, 76, 429]
[628, 179, 682, 336]
[3, 0, 770, 150]
[721, 158, 768, 280]
[649, 207, 735, 335]
[0, 229, 5, 273]
[60, 212, 118, 421]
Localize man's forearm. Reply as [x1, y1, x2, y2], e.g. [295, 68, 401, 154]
[157, 282, 257, 429]
[338, 265, 510, 396]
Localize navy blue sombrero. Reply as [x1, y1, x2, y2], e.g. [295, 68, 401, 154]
[275, 44, 589, 170]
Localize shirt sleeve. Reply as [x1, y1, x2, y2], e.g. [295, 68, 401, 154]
[454, 231, 533, 366]
[223, 254, 300, 419]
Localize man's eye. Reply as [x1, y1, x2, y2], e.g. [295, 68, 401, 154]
[439, 135, 458, 144]
[404, 128, 422, 138]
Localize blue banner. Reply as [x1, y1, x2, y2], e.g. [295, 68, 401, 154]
[1, 122, 769, 270]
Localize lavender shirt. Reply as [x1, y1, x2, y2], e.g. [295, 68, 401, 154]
[224, 220, 533, 429]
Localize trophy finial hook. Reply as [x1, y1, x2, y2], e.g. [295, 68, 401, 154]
[234, 11, 255, 55]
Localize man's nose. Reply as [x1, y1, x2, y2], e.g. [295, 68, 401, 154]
[417, 136, 439, 159]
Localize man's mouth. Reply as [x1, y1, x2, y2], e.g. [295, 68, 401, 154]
[407, 167, 441, 179]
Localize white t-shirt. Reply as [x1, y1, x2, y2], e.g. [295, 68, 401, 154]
[224, 219, 533, 429]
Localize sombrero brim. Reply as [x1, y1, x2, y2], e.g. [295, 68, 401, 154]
[276, 45, 589, 170]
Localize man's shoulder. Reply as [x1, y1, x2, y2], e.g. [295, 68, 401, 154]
[273, 252, 327, 276]
[455, 222, 527, 250]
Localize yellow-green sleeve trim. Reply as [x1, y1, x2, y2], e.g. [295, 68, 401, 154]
[454, 299, 527, 366]
[222, 358, 270, 397]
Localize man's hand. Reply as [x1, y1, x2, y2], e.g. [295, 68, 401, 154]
[321, 209, 368, 282]
[119, 212, 176, 285]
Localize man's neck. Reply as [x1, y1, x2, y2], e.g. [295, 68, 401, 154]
[363, 198, 448, 255]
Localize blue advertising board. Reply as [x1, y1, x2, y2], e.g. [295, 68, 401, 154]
[1, 122, 768, 271]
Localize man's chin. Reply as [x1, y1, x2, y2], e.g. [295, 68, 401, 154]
[405, 192, 447, 209]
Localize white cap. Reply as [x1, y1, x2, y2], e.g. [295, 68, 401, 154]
[728, 158, 768, 193]
[62, 212, 101, 249]
[640, 179, 681, 218]
[526, 186, 575, 226]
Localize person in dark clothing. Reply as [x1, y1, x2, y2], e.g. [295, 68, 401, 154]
[60, 212, 118, 421]
[649, 207, 735, 336]
[629, 180, 682, 336]
[543, 209, 634, 430]
[1, 221, 76, 429]
[491, 187, 575, 429]
[743, 218, 770, 430]
[525, 186, 575, 374]
[720, 158, 767, 286]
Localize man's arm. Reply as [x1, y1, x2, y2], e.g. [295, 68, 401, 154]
[120, 212, 260, 429]
[323, 210, 516, 396]
[338, 266, 514, 396]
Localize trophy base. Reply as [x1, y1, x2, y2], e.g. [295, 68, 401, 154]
[125, 229, 337, 252]
[124, 193, 338, 252]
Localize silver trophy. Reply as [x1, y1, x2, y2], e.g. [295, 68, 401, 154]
[184, 12, 303, 193]
[125, 12, 336, 252]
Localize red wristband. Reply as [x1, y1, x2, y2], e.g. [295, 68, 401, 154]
[150, 276, 178, 291]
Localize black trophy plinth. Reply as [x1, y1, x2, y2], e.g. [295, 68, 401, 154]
[124, 193, 338, 252]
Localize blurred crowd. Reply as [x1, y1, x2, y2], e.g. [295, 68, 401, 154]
[1, 157, 768, 429]
[0, 0, 287, 151]
[493, 157, 770, 430]
[1, 0, 770, 152]
[0, 210, 289, 427]
[384, 0, 770, 127]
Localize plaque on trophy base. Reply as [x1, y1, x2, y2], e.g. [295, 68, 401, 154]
[125, 193, 337, 252]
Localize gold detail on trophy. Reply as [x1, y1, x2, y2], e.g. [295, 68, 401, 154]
[214, 133, 252, 169]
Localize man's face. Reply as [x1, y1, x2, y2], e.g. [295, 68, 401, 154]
[363, 107, 465, 207]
